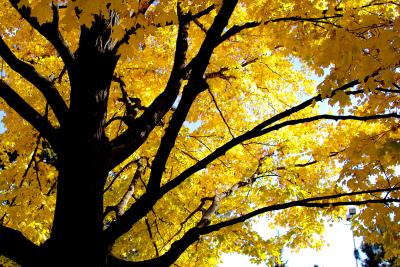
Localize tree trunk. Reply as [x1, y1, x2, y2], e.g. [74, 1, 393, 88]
[48, 137, 110, 266]
[46, 22, 117, 265]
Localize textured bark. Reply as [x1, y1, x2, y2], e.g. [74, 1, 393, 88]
[46, 17, 117, 266]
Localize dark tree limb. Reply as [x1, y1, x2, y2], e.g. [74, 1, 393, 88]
[109, 3, 191, 169]
[104, 159, 146, 219]
[105, 0, 239, 243]
[108, 228, 201, 267]
[108, 187, 400, 267]
[146, 0, 239, 191]
[0, 79, 57, 143]
[8, 0, 75, 67]
[197, 156, 267, 227]
[161, 111, 399, 199]
[116, 158, 147, 217]
[104, 78, 360, 244]
[208, 87, 235, 138]
[0, 36, 68, 125]
[193, 19, 208, 33]
[104, 160, 139, 193]
[218, 15, 343, 45]
[158, 80, 361, 197]
[112, 0, 157, 52]
[201, 187, 400, 234]
[19, 133, 42, 187]
[190, 4, 215, 20]
[109, 2, 236, 169]
[0, 224, 41, 266]
[188, 4, 216, 34]
[145, 217, 159, 257]
[260, 113, 400, 134]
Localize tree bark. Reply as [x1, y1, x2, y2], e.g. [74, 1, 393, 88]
[46, 19, 117, 266]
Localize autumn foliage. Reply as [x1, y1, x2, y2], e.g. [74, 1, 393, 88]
[0, 0, 400, 266]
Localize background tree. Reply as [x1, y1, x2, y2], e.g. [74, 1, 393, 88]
[359, 242, 396, 267]
[0, 0, 400, 266]
[361, 243, 386, 267]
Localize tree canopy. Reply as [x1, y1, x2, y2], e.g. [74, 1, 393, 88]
[359, 242, 395, 267]
[0, 0, 399, 266]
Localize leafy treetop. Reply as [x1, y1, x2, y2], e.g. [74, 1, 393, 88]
[0, 0, 399, 266]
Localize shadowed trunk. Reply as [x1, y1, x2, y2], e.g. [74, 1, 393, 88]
[46, 19, 118, 266]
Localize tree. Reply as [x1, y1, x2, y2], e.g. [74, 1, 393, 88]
[0, 0, 399, 266]
[359, 242, 396, 267]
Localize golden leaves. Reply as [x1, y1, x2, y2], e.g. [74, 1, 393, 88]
[1, 0, 400, 265]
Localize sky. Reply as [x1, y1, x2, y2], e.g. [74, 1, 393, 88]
[0, 111, 4, 133]
[219, 220, 362, 267]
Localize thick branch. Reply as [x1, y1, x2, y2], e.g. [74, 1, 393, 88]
[0, 224, 41, 266]
[146, 0, 239, 191]
[0, 79, 57, 142]
[145, 87, 199, 191]
[108, 228, 201, 267]
[8, 0, 75, 67]
[190, 4, 216, 20]
[160, 111, 398, 198]
[104, 160, 138, 193]
[116, 159, 146, 217]
[109, 7, 191, 169]
[110, 89, 392, 245]
[197, 156, 267, 227]
[201, 187, 400, 234]
[258, 113, 400, 136]
[104, 80, 363, 243]
[158, 80, 361, 197]
[0, 36, 68, 124]
[109, 187, 400, 267]
[105, 0, 240, 243]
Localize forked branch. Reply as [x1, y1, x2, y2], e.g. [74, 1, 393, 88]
[0, 80, 57, 143]
[0, 36, 68, 124]
[8, 0, 75, 67]
[0, 224, 41, 266]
